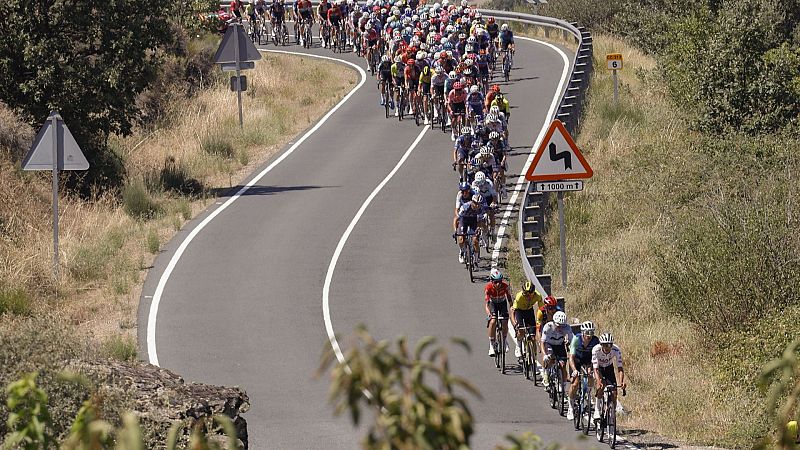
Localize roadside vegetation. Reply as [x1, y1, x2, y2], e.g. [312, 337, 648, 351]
[0, 1, 356, 442]
[491, 0, 800, 446]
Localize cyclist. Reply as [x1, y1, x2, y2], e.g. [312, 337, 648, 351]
[466, 84, 485, 125]
[485, 84, 500, 109]
[391, 56, 405, 117]
[471, 171, 497, 228]
[453, 181, 475, 238]
[453, 127, 475, 180]
[377, 55, 394, 107]
[418, 56, 433, 124]
[540, 311, 573, 388]
[536, 295, 561, 336]
[430, 62, 448, 120]
[486, 16, 499, 49]
[318, 0, 331, 46]
[510, 280, 543, 361]
[404, 58, 420, 115]
[270, 0, 287, 42]
[297, 0, 314, 31]
[567, 320, 599, 421]
[328, 1, 344, 47]
[455, 193, 485, 264]
[446, 81, 468, 140]
[490, 90, 511, 119]
[485, 268, 512, 357]
[592, 333, 626, 421]
[499, 23, 515, 53]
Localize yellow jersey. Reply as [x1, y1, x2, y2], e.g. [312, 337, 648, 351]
[512, 290, 543, 311]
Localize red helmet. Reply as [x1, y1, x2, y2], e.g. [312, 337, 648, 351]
[488, 17, 495, 24]
[453, 82, 464, 90]
[491, 84, 500, 92]
[407, 58, 415, 65]
[544, 295, 557, 308]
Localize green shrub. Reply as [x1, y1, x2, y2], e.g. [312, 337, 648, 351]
[146, 230, 160, 254]
[201, 135, 234, 158]
[67, 230, 127, 282]
[153, 157, 203, 196]
[0, 287, 32, 316]
[122, 180, 161, 220]
[102, 334, 137, 362]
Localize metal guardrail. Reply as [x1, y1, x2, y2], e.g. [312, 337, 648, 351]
[218, 2, 593, 298]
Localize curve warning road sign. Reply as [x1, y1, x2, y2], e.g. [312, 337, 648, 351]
[524, 119, 592, 182]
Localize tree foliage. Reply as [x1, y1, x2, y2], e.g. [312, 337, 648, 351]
[0, 0, 177, 192]
[318, 326, 480, 450]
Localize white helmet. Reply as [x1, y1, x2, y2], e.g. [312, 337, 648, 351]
[581, 321, 596, 333]
[460, 0, 467, 6]
[474, 171, 486, 183]
[489, 105, 500, 115]
[599, 333, 614, 344]
[554, 311, 567, 325]
[448, 71, 457, 79]
[479, 146, 490, 156]
[467, 36, 476, 44]
[501, 23, 509, 31]
[470, 85, 479, 93]
[382, 55, 390, 62]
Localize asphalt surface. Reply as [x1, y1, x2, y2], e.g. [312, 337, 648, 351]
[138, 34, 596, 449]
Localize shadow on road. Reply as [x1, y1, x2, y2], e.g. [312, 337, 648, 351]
[208, 184, 337, 198]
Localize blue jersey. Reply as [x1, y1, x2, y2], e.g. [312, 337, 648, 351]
[499, 30, 514, 44]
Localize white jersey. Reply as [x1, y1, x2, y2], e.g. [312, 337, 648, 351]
[472, 179, 496, 201]
[540, 322, 573, 346]
[591, 344, 623, 369]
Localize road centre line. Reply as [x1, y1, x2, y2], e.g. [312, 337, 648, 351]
[322, 126, 430, 366]
[146, 49, 367, 366]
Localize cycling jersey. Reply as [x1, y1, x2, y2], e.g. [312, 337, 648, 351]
[447, 88, 467, 104]
[591, 344, 624, 369]
[512, 290, 543, 311]
[486, 23, 499, 38]
[471, 179, 496, 202]
[418, 65, 432, 84]
[457, 201, 485, 219]
[455, 189, 475, 210]
[485, 280, 511, 303]
[570, 333, 600, 365]
[491, 96, 510, 115]
[466, 91, 484, 107]
[536, 305, 562, 326]
[541, 322, 573, 347]
[499, 29, 514, 45]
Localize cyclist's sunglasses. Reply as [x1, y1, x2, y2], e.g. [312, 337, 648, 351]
[545, 306, 556, 311]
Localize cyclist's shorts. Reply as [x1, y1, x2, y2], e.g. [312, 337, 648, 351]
[367, 38, 378, 47]
[419, 82, 431, 95]
[514, 309, 536, 329]
[393, 76, 404, 86]
[488, 300, 509, 319]
[501, 42, 512, 51]
[468, 103, 484, 117]
[456, 146, 469, 161]
[273, 13, 285, 22]
[407, 79, 419, 91]
[574, 357, 592, 373]
[546, 343, 568, 360]
[249, 12, 258, 21]
[460, 217, 478, 233]
[300, 10, 312, 19]
[479, 65, 490, 76]
[379, 71, 392, 81]
[450, 101, 466, 114]
[330, 17, 341, 27]
[432, 84, 445, 97]
[598, 365, 616, 385]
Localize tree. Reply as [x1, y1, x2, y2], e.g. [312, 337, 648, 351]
[0, 0, 177, 192]
[318, 326, 481, 450]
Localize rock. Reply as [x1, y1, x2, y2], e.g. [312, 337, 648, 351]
[68, 359, 250, 449]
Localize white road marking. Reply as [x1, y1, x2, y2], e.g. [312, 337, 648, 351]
[322, 126, 430, 365]
[146, 49, 367, 366]
[491, 37, 571, 300]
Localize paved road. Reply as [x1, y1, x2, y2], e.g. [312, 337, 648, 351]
[139, 35, 592, 449]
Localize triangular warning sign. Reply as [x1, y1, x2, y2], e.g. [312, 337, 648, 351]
[525, 120, 593, 182]
[21, 112, 89, 171]
[213, 23, 262, 64]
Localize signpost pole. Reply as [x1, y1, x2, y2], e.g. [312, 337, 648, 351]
[613, 70, 618, 104]
[558, 191, 567, 288]
[234, 24, 244, 129]
[50, 113, 59, 282]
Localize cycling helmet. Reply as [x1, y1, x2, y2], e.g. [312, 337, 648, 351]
[522, 280, 534, 293]
[490, 268, 503, 281]
[485, 113, 497, 122]
[479, 146, 490, 156]
[470, 84, 479, 93]
[394, 55, 403, 63]
[459, 181, 471, 191]
[412, 14, 419, 21]
[458, 32, 466, 39]
[471, 193, 483, 203]
[475, 11, 482, 18]
[474, 171, 486, 183]
[382, 55, 390, 62]
[501, 23, 508, 30]
[406, 58, 414, 64]
[581, 321, 596, 333]
[467, 36, 476, 44]
[464, 44, 474, 53]
[489, 105, 500, 115]
[489, 131, 500, 140]
[416, 52, 424, 60]
[453, 81, 464, 89]
[491, 84, 500, 92]
[448, 71, 457, 79]
[553, 311, 567, 325]
[463, 67, 472, 76]
[544, 295, 557, 308]
[461, 126, 472, 135]
[460, 0, 467, 6]
[488, 17, 495, 24]
[599, 333, 614, 345]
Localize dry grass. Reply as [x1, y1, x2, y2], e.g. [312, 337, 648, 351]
[499, 33, 762, 446]
[0, 52, 356, 352]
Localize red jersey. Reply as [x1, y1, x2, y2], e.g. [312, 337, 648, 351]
[485, 281, 511, 303]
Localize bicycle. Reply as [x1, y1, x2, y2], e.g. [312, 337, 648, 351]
[380, 80, 391, 119]
[516, 320, 537, 383]
[300, 17, 313, 48]
[490, 310, 507, 374]
[596, 383, 626, 448]
[320, 21, 331, 48]
[397, 86, 409, 121]
[546, 354, 568, 416]
[574, 367, 593, 433]
[454, 229, 479, 282]
[502, 49, 514, 82]
[413, 92, 424, 126]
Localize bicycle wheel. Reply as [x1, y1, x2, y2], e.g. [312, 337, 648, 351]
[413, 96, 421, 126]
[467, 245, 474, 282]
[583, 392, 593, 434]
[528, 339, 537, 385]
[522, 339, 531, 380]
[548, 368, 557, 409]
[494, 324, 501, 369]
[573, 389, 582, 430]
[608, 404, 617, 448]
[557, 368, 566, 416]
[384, 88, 390, 118]
[596, 400, 606, 442]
